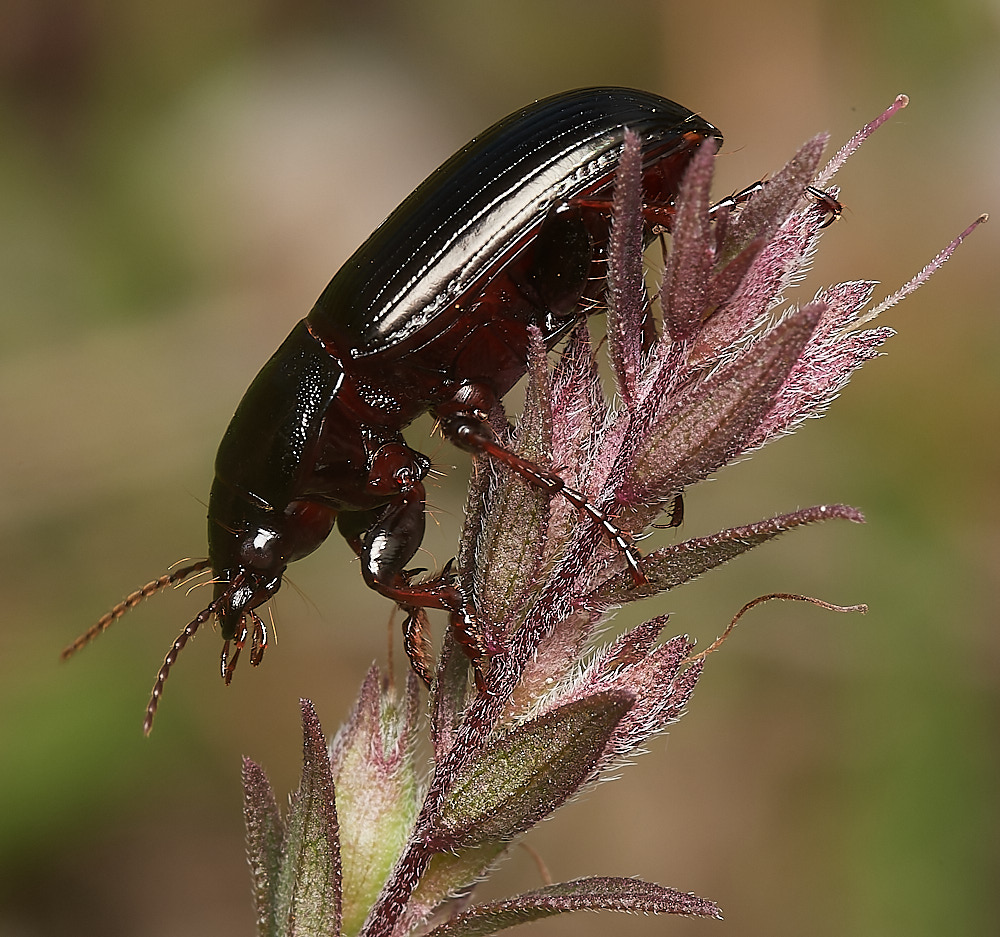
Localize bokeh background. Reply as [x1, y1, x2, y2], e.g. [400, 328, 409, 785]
[1, 1, 997, 935]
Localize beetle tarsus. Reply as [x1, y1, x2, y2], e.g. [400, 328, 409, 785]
[806, 185, 843, 227]
[401, 606, 436, 687]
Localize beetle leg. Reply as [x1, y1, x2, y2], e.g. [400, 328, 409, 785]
[709, 181, 842, 226]
[666, 491, 685, 528]
[436, 399, 646, 585]
[449, 602, 492, 692]
[358, 496, 467, 608]
[248, 609, 268, 667]
[395, 571, 492, 689]
[374, 508, 494, 684]
[570, 194, 678, 230]
[343, 461, 489, 682]
[707, 180, 765, 216]
[649, 491, 685, 530]
[577, 179, 838, 231]
[220, 615, 248, 684]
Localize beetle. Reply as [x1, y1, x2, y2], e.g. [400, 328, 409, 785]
[64, 87, 726, 732]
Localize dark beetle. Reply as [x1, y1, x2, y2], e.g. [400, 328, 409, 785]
[65, 87, 722, 731]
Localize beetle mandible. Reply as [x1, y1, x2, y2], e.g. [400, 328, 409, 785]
[65, 87, 724, 731]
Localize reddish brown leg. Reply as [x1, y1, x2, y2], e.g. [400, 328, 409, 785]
[436, 390, 646, 585]
[576, 179, 839, 231]
[341, 492, 491, 686]
[651, 492, 684, 530]
[572, 194, 679, 229]
[400, 606, 436, 687]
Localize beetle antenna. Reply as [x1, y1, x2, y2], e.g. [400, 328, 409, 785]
[143, 597, 219, 735]
[62, 560, 212, 660]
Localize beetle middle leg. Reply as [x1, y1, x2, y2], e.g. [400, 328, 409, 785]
[435, 385, 647, 585]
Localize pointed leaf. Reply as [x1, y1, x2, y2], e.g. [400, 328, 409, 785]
[727, 134, 828, 252]
[596, 504, 864, 603]
[548, 323, 611, 555]
[699, 210, 823, 359]
[274, 700, 342, 937]
[690, 234, 767, 363]
[424, 876, 721, 937]
[330, 670, 421, 937]
[550, 323, 607, 476]
[592, 617, 668, 673]
[747, 281, 893, 447]
[539, 631, 702, 774]
[472, 329, 551, 626]
[431, 630, 479, 764]
[597, 651, 704, 770]
[399, 843, 510, 936]
[658, 138, 717, 344]
[433, 692, 633, 848]
[243, 757, 285, 937]
[703, 235, 764, 316]
[626, 302, 825, 506]
[605, 129, 646, 404]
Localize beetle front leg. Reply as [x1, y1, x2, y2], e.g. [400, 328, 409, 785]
[357, 481, 439, 603]
[340, 474, 452, 614]
[338, 444, 494, 684]
[358, 493, 494, 687]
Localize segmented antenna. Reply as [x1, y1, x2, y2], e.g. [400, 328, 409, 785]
[143, 597, 222, 735]
[61, 560, 212, 660]
[62, 559, 218, 735]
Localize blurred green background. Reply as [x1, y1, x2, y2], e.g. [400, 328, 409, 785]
[1, 1, 996, 935]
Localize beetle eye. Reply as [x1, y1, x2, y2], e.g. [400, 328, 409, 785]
[239, 528, 280, 569]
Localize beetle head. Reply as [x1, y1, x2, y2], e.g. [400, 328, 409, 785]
[210, 528, 286, 641]
[207, 492, 339, 637]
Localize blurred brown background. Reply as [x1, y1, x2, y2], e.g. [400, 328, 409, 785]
[1, 1, 997, 935]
